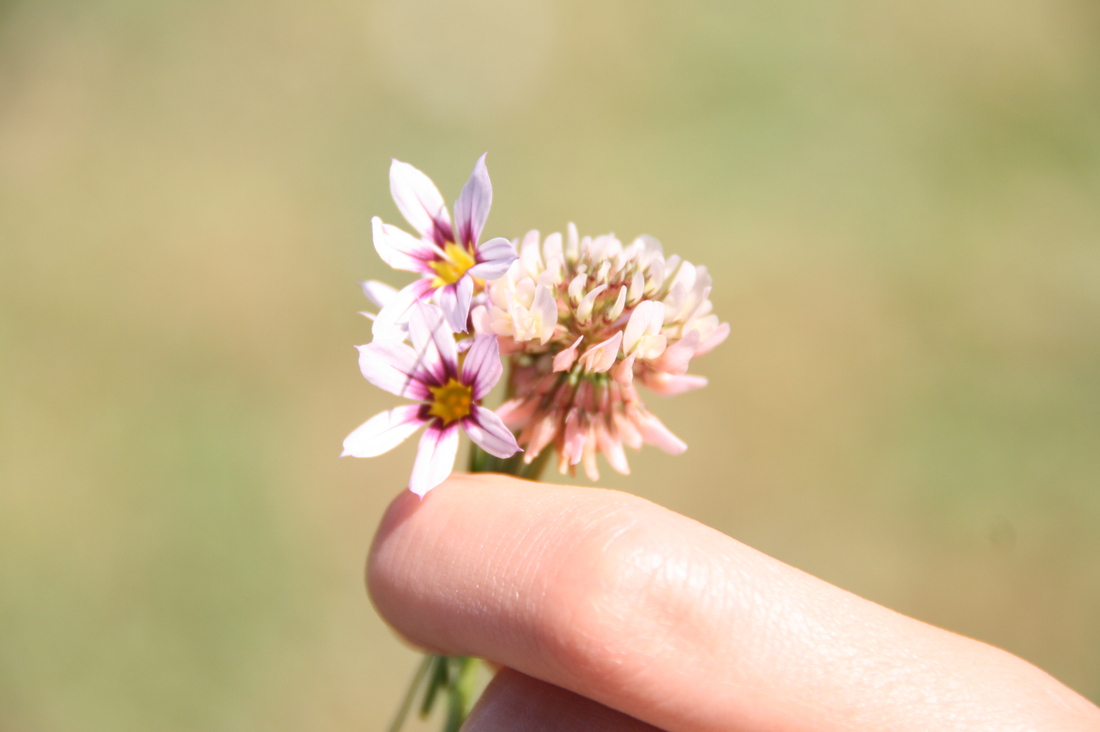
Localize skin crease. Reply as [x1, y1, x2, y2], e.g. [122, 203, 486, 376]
[367, 474, 1100, 732]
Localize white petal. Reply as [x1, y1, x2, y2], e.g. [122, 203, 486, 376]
[467, 237, 518, 281]
[695, 321, 730, 357]
[470, 304, 494, 335]
[372, 279, 433, 341]
[561, 411, 586, 465]
[578, 331, 623, 373]
[576, 284, 607, 324]
[462, 334, 504, 401]
[610, 352, 636, 385]
[519, 230, 542, 276]
[645, 257, 666, 295]
[634, 410, 687, 455]
[464, 405, 520, 459]
[596, 426, 630, 475]
[568, 274, 587, 303]
[533, 284, 558, 344]
[357, 341, 430, 400]
[437, 275, 475, 333]
[341, 405, 426, 457]
[372, 217, 439, 273]
[651, 330, 700, 375]
[453, 153, 492, 247]
[407, 300, 459, 383]
[495, 396, 539, 430]
[360, 280, 399, 309]
[565, 222, 580, 261]
[409, 424, 460, 497]
[627, 273, 645, 305]
[606, 286, 628, 322]
[639, 371, 708, 395]
[390, 159, 453, 243]
[542, 232, 564, 279]
[552, 336, 584, 372]
[624, 300, 666, 354]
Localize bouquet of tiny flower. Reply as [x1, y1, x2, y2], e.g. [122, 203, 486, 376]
[343, 155, 728, 731]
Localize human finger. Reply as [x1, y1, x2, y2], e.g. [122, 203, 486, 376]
[463, 667, 662, 732]
[368, 474, 1100, 732]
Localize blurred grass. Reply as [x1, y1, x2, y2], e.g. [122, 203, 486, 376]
[1, 0, 1099, 728]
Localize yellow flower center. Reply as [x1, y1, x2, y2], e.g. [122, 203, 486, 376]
[427, 378, 473, 424]
[429, 242, 477, 287]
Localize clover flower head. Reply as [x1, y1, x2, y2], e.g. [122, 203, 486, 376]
[478, 224, 728, 479]
[343, 301, 520, 496]
[371, 154, 518, 338]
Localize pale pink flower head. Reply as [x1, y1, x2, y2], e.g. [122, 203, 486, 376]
[482, 225, 728, 479]
[372, 154, 518, 336]
[342, 301, 520, 497]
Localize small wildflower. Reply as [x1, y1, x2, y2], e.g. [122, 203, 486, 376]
[343, 301, 520, 496]
[482, 226, 728, 479]
[372, 154, 518, 335]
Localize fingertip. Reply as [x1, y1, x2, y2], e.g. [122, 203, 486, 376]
[366, 473, 532, 621]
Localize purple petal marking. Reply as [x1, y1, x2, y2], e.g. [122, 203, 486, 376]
[409, 423, 460, 497]
[389, 159, 454, 245]
[437, 275, 474, 333]
[341, 404, 426, 457]
[357, 340, 430, 400]
[461, 334, 503, 401]
[407, 300, 459, 384]
[467, 237, 518, 281]
[453, 153, 491, 248]
[372, 217, 439, 273]
[372, 278, 435, 341]
[463, 405, 520, 459]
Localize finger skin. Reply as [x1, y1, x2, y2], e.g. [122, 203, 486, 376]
[368, 474, 1100, 732]
[464, 668, 662, 732]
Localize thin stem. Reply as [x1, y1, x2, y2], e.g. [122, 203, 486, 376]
[398, 397, 550, 732]
[386, 654, 433, 732]
[443, 657, 480, 732]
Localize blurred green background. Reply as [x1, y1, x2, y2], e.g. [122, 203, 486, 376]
[2, 0, 1099, 728]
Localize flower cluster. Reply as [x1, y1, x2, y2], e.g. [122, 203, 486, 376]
[344, 155, 726, 495]
[474, 226, 727, 479]
[344, 156, 521, 496]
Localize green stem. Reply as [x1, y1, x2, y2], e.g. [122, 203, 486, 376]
[386, 654, 433, 732]
[387, 444, 550, 732]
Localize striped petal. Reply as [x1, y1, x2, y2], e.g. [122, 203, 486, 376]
[357, 340, 430, 400]
[341, 405, 426, 457]
[371, 278, 434, 341]
[467, 236, 518, 281]
[407, 300, 458, 384]
[461, 334, 504, 401]
[453, 153, 491, 248]
[437, 275, 474, 334]
[372, 217, 439, 273]
[463, 404, 520, 459]
[360, 280, 399, 310]
[389, 159, 453, 244]
[409, 423, 460, 497]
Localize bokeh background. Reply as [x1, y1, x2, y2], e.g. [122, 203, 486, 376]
[2, 0, 1099, 728]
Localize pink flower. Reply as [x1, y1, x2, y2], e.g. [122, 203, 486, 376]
[372, 154, 518, 335]
[342, 301, 520, 497]
[480, 226, 728, 479]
